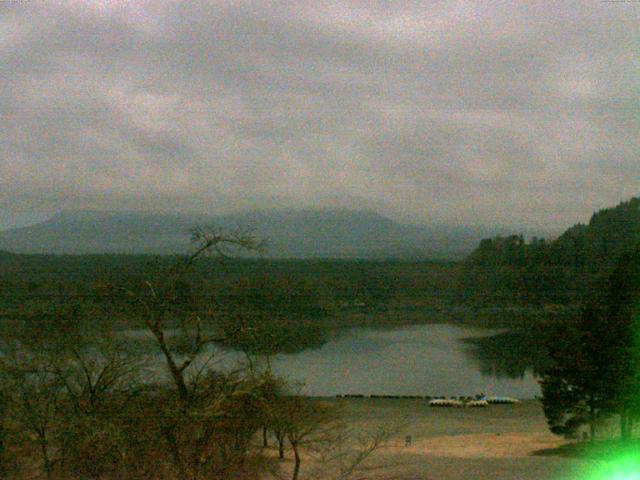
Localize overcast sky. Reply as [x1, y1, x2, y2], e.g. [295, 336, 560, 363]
[1, 0, 638, 231]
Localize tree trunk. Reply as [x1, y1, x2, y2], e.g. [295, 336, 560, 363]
[292, 443, 301, 480]
[162, 425, 189, 480]
[152, 327, 190, 402]
[621, 410, 629, 441]
[278, 438, 285, 459]
[621, 409, 633, 441]
[39, 438, 52, 480]
[274, 431, 285, 459]
[589, 396, 596, 442]
[0, 424, 5, 476]
[0, 401, 6, 476]
[263, 426, 268, 447]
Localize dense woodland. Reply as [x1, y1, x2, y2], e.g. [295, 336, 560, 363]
[539, 245, 640, 442]
[0, 197, 639, 477]
[0, 253, 462, 330]
[461, 197, 640, 443]
[461, 198, 640, 306]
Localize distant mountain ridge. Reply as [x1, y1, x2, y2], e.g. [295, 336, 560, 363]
[0, 208, 498, 259]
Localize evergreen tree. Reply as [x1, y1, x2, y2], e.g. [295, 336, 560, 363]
[603, 247, 640, 440]
[539, 306, 615, 440]
[540, 244, 640, 441]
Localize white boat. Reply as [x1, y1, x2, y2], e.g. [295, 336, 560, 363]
[465, 399, 489, 407]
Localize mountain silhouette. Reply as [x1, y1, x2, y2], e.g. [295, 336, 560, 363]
[0, 208, 508, 259]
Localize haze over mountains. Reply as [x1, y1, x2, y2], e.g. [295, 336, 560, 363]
[0, 209, 534, 259]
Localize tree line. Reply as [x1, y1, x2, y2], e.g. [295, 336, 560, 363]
[0, 252, 460, 324]
[460, 197, 640, 306]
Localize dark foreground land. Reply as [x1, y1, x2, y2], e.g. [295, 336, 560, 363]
[285, 398, 586, 480]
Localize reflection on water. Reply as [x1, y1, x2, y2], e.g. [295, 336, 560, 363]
[131, 324, 542, 399]
[266, 324, 540, 398]
[462, 329, 550, 380]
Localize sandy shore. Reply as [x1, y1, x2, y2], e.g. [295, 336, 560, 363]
[273, 398, 587, 480]
[389, 431, 569, 458]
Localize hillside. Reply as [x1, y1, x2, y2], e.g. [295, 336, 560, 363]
[460, 197, 640, 305]
[0, 209, 493, 259]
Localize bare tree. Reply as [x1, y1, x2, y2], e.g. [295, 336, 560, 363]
[54, 337, 142, 416]
[123, 225, 264, 403]
[1, 352, 64, 480]
[310, 421, 404, 480]
[117, 225, 267, 480]
[267, 391, 403, 480]
[265, 395, 290, 460]
[279, 397, 336, 480]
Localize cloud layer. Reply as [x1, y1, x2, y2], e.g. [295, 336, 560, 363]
[1, 0, 638, 230]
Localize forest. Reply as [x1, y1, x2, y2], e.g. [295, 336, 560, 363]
[459, 197, 640, 444]
[0, 197, 639, 477]
[460, 197, 640, 306]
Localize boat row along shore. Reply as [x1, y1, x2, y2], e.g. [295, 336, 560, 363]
[334, 394, 520, 407]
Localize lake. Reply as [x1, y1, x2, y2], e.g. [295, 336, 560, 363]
[177, 323, 540, 399]
[268, 324, 540, 398]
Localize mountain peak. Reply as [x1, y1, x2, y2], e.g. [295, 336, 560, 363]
[0, 208, 483, 259]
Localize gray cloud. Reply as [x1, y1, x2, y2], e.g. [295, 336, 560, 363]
[1, 0, 638, 231]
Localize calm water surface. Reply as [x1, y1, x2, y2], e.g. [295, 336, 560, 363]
[267, 324, 540, 398]
[130, 324, 540, 399]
